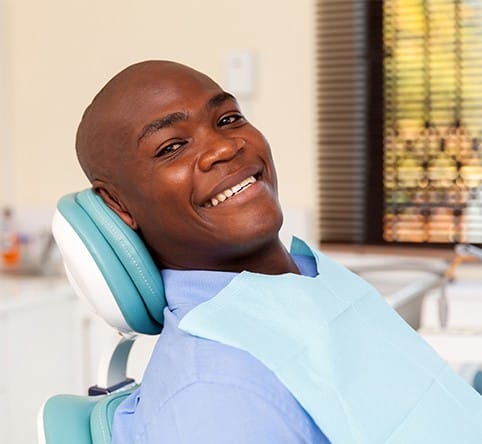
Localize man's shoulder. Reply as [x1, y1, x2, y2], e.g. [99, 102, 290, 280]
[122, 318, 322, 443]
[141, 311, 292, 406]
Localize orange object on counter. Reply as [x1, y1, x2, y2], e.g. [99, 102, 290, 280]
[1, 207, 21, 268]
[1, 234, 20, 266]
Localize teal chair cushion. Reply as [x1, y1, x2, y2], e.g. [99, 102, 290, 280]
[90, 391, 133, 444]
[55, 190, 165, 334]
[41, 388, 136, 444]
[42, 395, 98, 444]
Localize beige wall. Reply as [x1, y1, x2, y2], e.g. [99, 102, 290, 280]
[1, 0, 317, 223]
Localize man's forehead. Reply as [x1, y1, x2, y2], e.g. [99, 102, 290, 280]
[97, 63, 223, 126]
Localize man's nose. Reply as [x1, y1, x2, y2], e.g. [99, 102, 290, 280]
[197, 133, 245, 172]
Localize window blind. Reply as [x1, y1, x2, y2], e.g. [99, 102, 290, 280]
[317, 0, 370, 243]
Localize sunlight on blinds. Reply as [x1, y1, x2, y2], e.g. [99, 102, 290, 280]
[384, 0, 482, 243]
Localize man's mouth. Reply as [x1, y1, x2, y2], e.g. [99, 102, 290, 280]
[203, 175, 257, 208]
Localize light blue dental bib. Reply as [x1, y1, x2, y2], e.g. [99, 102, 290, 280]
[179, 238, 482, 443]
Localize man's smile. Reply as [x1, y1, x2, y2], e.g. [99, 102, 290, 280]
[203, 175, 257, 208]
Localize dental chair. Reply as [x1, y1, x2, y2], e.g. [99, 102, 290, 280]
[39, 190, 482, 443]
[38, 190, 166, 444]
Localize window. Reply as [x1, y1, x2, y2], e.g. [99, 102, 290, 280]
[384, 0, 482, 243]
[317, 0, 482, 245]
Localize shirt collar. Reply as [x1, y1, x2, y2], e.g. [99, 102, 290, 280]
[161, 237, 318, 319]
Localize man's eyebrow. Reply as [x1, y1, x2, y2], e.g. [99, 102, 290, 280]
[206, 92, 237, 110]
[137, 111, 188, 144]
[136, 93, 236, 145]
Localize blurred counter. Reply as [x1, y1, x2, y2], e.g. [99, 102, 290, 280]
[0, 272, 76, 444]
[0, 272, 73, 313]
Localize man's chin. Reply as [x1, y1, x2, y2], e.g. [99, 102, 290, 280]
[222, 211, 283, 251]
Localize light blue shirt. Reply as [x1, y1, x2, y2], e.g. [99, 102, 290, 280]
[112, 254, 329, 443]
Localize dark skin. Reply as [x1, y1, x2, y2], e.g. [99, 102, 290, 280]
[76, 60, 299, 275]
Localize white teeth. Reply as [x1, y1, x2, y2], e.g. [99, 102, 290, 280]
[207, 175, 257, 208]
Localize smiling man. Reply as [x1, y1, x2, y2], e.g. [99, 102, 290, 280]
[77, 61, 297, 276]
[76, 60, 328, 443]
[76, 61, 482, 444]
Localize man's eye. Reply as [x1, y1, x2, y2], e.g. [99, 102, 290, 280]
[156, 141, 184, 157]
[218, 113, 244, 126]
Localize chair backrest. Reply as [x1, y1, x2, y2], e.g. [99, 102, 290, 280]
[40, 189, 166, 444]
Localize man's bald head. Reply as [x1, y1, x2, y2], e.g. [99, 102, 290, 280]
[73, 59, 289, 273]
[75, 60, 218, 184]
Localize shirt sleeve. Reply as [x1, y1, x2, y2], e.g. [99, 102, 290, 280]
[139, 381, 329, 444]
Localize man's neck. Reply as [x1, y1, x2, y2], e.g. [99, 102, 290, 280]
[204, 238, 300, 275]
[155, 237, 300, 275]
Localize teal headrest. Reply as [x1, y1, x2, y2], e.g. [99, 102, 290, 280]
[54, 189, 165, 335]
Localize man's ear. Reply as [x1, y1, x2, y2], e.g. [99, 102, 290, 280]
[92, 182, 139, 230]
